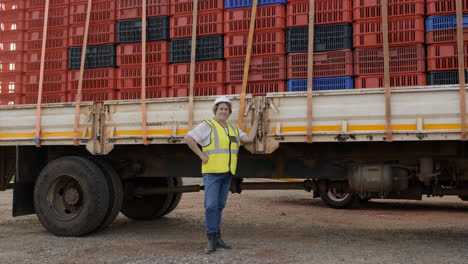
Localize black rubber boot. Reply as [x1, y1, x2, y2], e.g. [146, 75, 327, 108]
[216, 231, 232, 249]
[204, 233, 217, 254]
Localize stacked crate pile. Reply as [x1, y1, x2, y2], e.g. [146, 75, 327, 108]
[23, 0, 69, 104]
[169, 0, 225, 97]
[116, 0, 170, 99]
[353, 0, 426, 88]
[224, 0, 287, 95]
[426, 0, 468, 85]
[286, 0, 353, 92]
[68, 0, 117, 102]
[0, 0, 24, 105]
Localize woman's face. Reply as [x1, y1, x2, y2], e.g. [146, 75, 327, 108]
[215, 103, 231, 122]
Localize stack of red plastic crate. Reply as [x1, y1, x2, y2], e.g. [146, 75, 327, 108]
[224, 2, 286, 94]
[22, 0, 69, 104]
[68, 0, 117, 102]
[169, 0, 225, 97]
[353, 0, 426, 88]
[0, 1, 25, 105]
[116, 0, 170, 100]
[426, 0, 468, 85]
[286, 0, 353, 91]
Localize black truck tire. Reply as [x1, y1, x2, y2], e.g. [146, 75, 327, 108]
[161, 177, 183, 216]
[120, 177, 175, 220]
[33, 156, 110, 237]
[91, 158, 123, 232]
[320, 188, 357, 209]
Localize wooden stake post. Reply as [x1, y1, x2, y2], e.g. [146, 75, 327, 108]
[456, 0, 467, 140]
[237, 0, 258, 129]
[34, 0, 50, 147]
[141, 0, 148, 145]
[188, 0, 199, 130]
[382, 0, 392, 142]
[306, 0, 315, 143]
[72, 0, 93, 146]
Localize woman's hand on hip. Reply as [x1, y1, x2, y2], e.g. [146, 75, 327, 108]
[201, 153, 209, 164]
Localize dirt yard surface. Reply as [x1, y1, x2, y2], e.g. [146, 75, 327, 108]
[0, 178, 468, 264]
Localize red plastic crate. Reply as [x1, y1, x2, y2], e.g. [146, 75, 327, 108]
[24, 48, 68, 72]
[287, 0, 352, 27]
[26, 0, 69, 8]
[69, 22, 116, 46]
[117, 0, 170, 19]
[26, 27, 68, 50]
[355, 73, 426, 89]
[0, 8, 24, 21]
[23, 71, 67, 93]
[225, 5, 286, 33]
[354, 45, 425, 75]
[171, 0, 224, 15]
[170, 11, 223, 39]
[287, 50, 353, 79]
[353, 0, 425, 20]
[0, 38, 24, 52]
[68, 89, 116, 102]
[0, 9, 25, 31]
[1, 21, 25, 33]
[168, 84, 226, 97]
[70, 0, 116, 25]
[0, 30, 24, 47]
[226, 81, 286, 95]
[25, 6, 69, 30]
[117, 65, 168, 89]
[427, 28, 468, 44]
[226, 55, 286, 83]
[69, 0, 100, 3]
[0, 94, 22, 105]
[0, 52, 23, 74]
[427, 43, 468, 71]
[23, 92, 68, 104]
[353, 17, 424, 48]
[169, 60, 225, 86]
[117, 41, 169, 66]
[0, 0, 26, 10]
[225, 30, 285, 58]
[0, 74, 22, 94]
[427, 0, 468, 16]
[68, 68, 116, 91]
[118, 87, 169, 100]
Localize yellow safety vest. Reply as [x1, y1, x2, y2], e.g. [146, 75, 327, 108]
[201, 118, 240, 175]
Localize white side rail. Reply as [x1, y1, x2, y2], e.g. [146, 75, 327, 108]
[267, 85, 468, 143]
[0, 103, 94, 146]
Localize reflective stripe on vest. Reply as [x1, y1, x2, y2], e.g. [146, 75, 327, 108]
[201, 119, 240, 175]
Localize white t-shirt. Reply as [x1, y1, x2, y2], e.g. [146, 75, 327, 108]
[187, 121, 247, 147]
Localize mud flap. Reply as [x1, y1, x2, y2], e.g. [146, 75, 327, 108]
[13, 146, 47, 217]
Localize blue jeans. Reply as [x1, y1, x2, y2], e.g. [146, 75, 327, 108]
[203, 173, 232, 234]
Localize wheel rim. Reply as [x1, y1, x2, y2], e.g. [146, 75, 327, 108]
[47, 175, 83, 221]
[327, 188, 350, 202]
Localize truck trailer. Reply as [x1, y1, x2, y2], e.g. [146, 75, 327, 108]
[1, 0, 468, 237]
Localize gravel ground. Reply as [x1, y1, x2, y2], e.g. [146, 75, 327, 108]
[0, 178, 468, 264]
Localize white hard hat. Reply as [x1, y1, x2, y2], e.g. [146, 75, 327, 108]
[213, 96, 231, 107]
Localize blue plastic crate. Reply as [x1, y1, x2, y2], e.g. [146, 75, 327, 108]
[428, 70, 468, 85]
[69, 44, 116, 70]
[426, 15, 468, 31]
[225, 0, 286, 9]
[286, 24, 353, 53]
[287, 77, 354, 92]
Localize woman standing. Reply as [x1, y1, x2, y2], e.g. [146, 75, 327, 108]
[184, 96, 259, 254]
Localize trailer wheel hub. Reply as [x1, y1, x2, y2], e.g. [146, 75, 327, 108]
[47, 175, 83, 221]
[63, 187, 80, 205]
